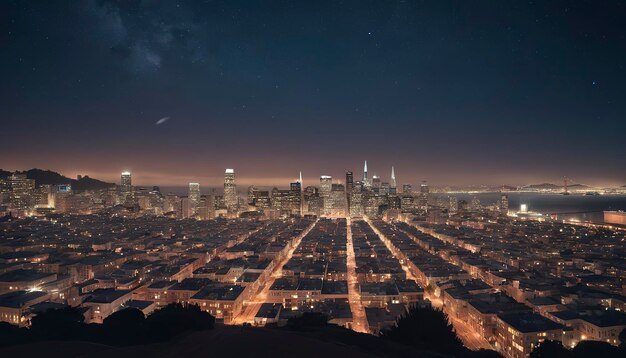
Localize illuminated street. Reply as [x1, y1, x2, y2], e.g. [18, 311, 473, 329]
[231, 219, 318, 324]
[345, 218, 370, 333]
[367, 219, 491, 351]
[365, 218, 419, 282]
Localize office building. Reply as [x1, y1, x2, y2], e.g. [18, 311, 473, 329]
[120, 171, 132, 194]
[224, 169, 237, 214]
[345, 171, 354, 212]
[320, 175, 332, 216]
[188, 183, 200, 216]
[8, 173, 35, 210]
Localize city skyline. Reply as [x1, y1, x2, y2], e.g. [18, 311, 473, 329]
[1, 163, 624, 189]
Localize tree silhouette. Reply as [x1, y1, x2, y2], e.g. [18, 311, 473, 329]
[530, 340, 572, 358]
[572, 340, 621, 358]
[531, 339, 623, 358]
[382, 304, 464, 355]
[30, 306, 85, 341]
[0, 303, 215, 348]
[286, 311, 329, 331]
[101, 308, 146, 345]
[142, 303, 215, 341]
[0, 322, 27, 346]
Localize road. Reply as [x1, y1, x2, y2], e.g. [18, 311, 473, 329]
[364, 218, 419, 282]
[345, 218, 370, 333]
[231, 219, 318, 325]
[368, 219, 492, 351]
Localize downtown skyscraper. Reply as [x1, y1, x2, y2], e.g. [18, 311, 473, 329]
[224, 169, 237, 214]
[188, 182, 200, 216]
[120, 171, 132, 194]
[345, 171, 354, 213]
[120, 171, 133, 204]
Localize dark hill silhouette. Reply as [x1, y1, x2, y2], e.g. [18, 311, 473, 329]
[72, 175, 115, 191]
[524, 183, 562, 190]
[0, 324, 448, 358]
[523, 183, 591, 190]
[0, 168, 115, 191]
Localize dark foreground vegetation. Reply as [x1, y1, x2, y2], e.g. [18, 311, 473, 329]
[530, 337, 625, 358]
[0, 303, 215, 347]
[1, 303, 624, 358]
[381, 305, 499, 358]
[280, 305, 499, 357]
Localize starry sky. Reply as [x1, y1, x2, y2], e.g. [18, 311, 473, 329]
[1, 1, 625, 187]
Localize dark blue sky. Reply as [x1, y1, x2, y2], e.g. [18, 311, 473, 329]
[1, 1, 625, 187]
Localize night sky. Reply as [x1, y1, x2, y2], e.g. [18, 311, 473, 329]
[1, 1, 625, 187]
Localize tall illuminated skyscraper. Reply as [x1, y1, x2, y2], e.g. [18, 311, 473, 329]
[188, 182, 200, 215]
[320, 175, 332, 216]
[224, 169, 237, 214]
[289, 180, 302, 216]
[390, 166, 397, 194]
[345, 171, 354, 212]
[372, 175, 381, 191]
[298, 171, 304, 215]
[419, 181, 429, 211]
[120, 171, 132, 202]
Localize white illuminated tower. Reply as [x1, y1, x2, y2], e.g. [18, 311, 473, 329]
[390, 166, 397, 193]
[299, 171, 304, 215]
[363, 160, 370, 187]
[224, 169, 237, 214]
[188, 182, 200, 215]
[120, 171, 132, 201]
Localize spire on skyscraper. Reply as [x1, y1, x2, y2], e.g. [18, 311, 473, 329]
[391, 166, 395, 180]
[363, 160, 368, 180]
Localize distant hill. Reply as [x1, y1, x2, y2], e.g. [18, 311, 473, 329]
[23, 169, 73, 186]
[0, 168, 115, 192]
[73, 175, 116, 191]
[567, 183, 591, 189]
[523, 183, 562, 190]
[523, 182, 591, 190]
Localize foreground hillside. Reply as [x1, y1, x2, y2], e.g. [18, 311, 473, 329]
[0, 325, 445, 358]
